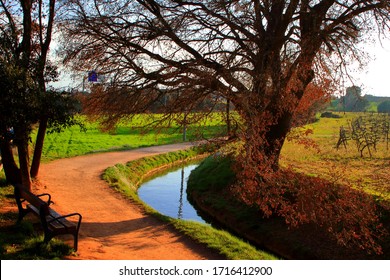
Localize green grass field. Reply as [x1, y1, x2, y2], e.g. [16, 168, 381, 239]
[281, 112, 389, 200]
[33, 114, 228, 161]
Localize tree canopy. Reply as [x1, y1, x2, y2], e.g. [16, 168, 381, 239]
[61, 0, 389, 166]
[342, 86, 370, 112]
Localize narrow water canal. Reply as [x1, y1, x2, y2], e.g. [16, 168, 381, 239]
[138, 162, 206, 223]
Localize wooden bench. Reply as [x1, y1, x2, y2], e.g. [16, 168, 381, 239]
[14, 184, 82, 251]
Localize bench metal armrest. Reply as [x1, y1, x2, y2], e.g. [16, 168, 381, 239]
[36, 193, 52, 205]
[48, 213, 82, 230]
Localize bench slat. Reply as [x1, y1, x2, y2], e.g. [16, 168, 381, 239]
[47, 210, 77, 229]
[26, 204, 40, 216]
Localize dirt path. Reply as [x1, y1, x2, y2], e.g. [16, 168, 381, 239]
[37, 143, 222, 260]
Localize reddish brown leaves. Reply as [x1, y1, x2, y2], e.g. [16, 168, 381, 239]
[232, 165, 387, 255]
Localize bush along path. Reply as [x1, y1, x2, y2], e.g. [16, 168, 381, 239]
[36, 142, 223, 260]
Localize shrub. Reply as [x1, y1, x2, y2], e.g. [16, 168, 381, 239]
[378, 101, 390, 113]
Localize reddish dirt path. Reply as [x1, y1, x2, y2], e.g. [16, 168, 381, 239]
[37, 143, 222, 260]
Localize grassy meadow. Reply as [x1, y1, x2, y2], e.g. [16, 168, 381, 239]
[33, 114, 228, 162]
[281, 112, 389, 201]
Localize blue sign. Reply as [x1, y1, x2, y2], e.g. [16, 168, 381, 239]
[88, 71, 98, 82]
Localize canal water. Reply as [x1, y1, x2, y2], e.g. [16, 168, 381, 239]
[138, 162, 206, 223]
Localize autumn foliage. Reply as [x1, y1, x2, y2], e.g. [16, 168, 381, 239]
[293, 81, 332, 126]
[231, 163, 387, 255]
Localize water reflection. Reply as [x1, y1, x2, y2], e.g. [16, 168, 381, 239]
[178, 167, 185, 219]
[138, 163, 206, 223]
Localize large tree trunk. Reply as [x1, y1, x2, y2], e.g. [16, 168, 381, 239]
[30, 0, 55, 178]
[263, 111, 294, 170]
[30, 117, 48, 178]
[13, 126, 32, 190]
[241, 109, 293, 175]
[17, 139, 32, 190]
[0, 140, 21, 184]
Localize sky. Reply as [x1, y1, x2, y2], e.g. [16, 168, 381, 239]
[352, 38, 390, 97]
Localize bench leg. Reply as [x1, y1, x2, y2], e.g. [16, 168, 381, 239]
[43, 233, 53, 244]
[17, 213, 24, 223]
[44, 232, 78, 251]
[73, 234, 78, 251]
[16, 209, 29, 223]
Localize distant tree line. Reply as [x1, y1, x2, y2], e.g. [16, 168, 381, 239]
[377, 101, 390, 113]
[329, 86, 390, 113]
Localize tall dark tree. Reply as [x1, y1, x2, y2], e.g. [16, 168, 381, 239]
[61, 0, 389, 168]
[0, 0, 80, 189]
[1, 0, 36, 187]
[29, 0, 57, 178]
[341, 86, 369, 112]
